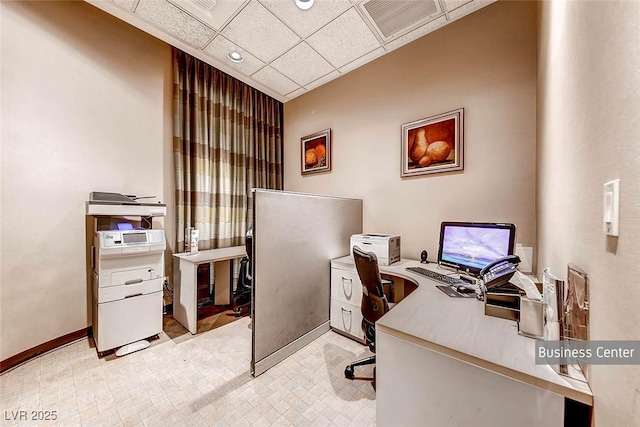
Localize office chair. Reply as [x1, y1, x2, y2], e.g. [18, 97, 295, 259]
[232, 228, 253, 317]
[344, 245, 393, 388]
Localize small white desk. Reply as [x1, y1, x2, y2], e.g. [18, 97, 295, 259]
[331, 256, 593, 426]
[173, 246, 246, 334]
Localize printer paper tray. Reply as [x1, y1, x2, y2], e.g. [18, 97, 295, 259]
[95, 277, 163, 303]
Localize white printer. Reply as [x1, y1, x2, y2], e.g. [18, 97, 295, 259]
[92, 229, 165, 355]
[350, 233, 401, 266]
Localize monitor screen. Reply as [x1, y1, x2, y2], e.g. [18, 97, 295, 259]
[437, 222, 516, 275]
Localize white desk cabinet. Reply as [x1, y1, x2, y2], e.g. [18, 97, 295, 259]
[329, 256, 592, 425]
[330, 259, 365, 343]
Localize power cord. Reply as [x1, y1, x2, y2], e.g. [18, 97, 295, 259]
[163, 278, 173, 315]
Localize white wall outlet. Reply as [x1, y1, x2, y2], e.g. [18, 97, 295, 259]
[603, 179, 620, 236]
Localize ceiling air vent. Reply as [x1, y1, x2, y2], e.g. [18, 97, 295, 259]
[359, 0, 443, 42]
[167, 0, 218, 15]
[190, 0, 218, 13]
[166, 0, 245, 31]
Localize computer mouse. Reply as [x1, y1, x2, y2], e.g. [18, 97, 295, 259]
[456, 285, 476, 294]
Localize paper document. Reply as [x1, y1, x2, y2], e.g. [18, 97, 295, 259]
[510, 271, 543, 300]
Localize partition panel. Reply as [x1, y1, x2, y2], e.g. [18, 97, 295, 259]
[251, 190, 362, 376]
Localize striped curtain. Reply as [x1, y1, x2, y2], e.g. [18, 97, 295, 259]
[173, 48, 283, 250]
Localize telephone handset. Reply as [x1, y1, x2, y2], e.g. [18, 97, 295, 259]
[480, 255, 521, 290]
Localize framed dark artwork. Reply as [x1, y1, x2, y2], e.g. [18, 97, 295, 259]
[401, 108, 464, 177]
[301, 129, 331, 175]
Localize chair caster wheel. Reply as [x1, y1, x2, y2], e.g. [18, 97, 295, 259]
[344, 366, 354, 380]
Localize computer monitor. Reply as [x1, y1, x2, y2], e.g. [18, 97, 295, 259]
[437, 222, 516, 275]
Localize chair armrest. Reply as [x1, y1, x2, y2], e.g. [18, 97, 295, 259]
[381, 278, 395, 304]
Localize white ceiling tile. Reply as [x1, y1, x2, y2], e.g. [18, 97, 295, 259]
[306, 8, 381, 68]
[111, 0, 138, 12]
[135, 0, 215, 49]
[448, 0, 496, 21]
[442, 0, 473, 13]
[286, 87, 307, 100]
[270, 42, 335, 86]
[90, 0, 498, 101]
[338, 46, 384, 75]
[252, 66, 299, 96]
[304, 70, 341, 91]
[384, 15, 448, 52]
[258, 0, 352, 38]
[221, 1, 300, 63]
[203, 35, 265, 76]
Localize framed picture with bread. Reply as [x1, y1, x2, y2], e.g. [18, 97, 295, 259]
[401, 108, 464, 177]
[301, 129, 331, 175]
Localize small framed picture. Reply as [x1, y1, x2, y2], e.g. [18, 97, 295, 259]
[401, 108, 464, 177]
[301, 129, 331, 175]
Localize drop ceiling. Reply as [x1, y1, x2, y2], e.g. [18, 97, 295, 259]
[86, 0, 496, 102]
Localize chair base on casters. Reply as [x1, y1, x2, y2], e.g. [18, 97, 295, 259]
[234, 303, 250, 317]
[344, 355, 376, 383]
[232, 293, 251, 317]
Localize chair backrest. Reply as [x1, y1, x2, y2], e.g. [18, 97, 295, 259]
[353, 245, 389, 325]
[236, 228, 253, 293]
[245, 228, 253, 261]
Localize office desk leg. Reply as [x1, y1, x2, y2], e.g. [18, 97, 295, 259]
[214, 259, 232, 305]
[174, 260, 198, 335]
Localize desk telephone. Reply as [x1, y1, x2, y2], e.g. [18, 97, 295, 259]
[480, 255, 521, 290]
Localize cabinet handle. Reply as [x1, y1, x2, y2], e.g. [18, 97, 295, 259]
[124, 293, 143, 299]
[341, 307, 352, 330]
[341, 277, 353, 299]
[125, 279, 143, 285]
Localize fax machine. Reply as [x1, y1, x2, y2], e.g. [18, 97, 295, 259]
[350, 233, 401, 266]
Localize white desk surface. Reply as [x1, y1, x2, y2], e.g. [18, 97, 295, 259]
[331, 256, 593, 406]
[173, 246, 246, 264]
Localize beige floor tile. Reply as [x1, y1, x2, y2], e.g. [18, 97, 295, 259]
[0, 318, 376, 426]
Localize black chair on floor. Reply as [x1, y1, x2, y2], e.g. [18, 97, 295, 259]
[233, 228, 253, 317]
[344, 245, 393, 387]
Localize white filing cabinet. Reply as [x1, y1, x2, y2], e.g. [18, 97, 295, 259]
[330, 260, 365, 343]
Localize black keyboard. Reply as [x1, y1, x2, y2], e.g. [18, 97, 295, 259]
[406, 266, 464, 285]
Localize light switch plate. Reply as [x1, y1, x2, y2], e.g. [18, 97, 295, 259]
[603, 179, 620, 236]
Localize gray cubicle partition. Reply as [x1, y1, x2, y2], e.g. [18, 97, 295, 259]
[251, 190, 362, 376]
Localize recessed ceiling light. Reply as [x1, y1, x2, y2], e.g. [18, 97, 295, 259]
[295, 0, 314, 11]
[228, 51, 244, 63]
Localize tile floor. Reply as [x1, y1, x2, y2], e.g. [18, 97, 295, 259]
[0, 317, 376, 426]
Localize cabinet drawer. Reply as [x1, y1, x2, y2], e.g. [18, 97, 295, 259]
[331, 267, 363, 304]
[330, 297, 365, 341]
[94, 276, 164, 304]
[95, 291, 162, 352]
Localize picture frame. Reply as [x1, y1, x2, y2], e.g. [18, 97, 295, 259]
[301, 129, 331, 175]
[401, 108, 464, 177]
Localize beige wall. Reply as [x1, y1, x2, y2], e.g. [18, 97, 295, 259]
[284, 1, 537, 262]
[538, 1, 640, 425]
[0, 1, 173, 361]
[3, 0, 637, 423]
